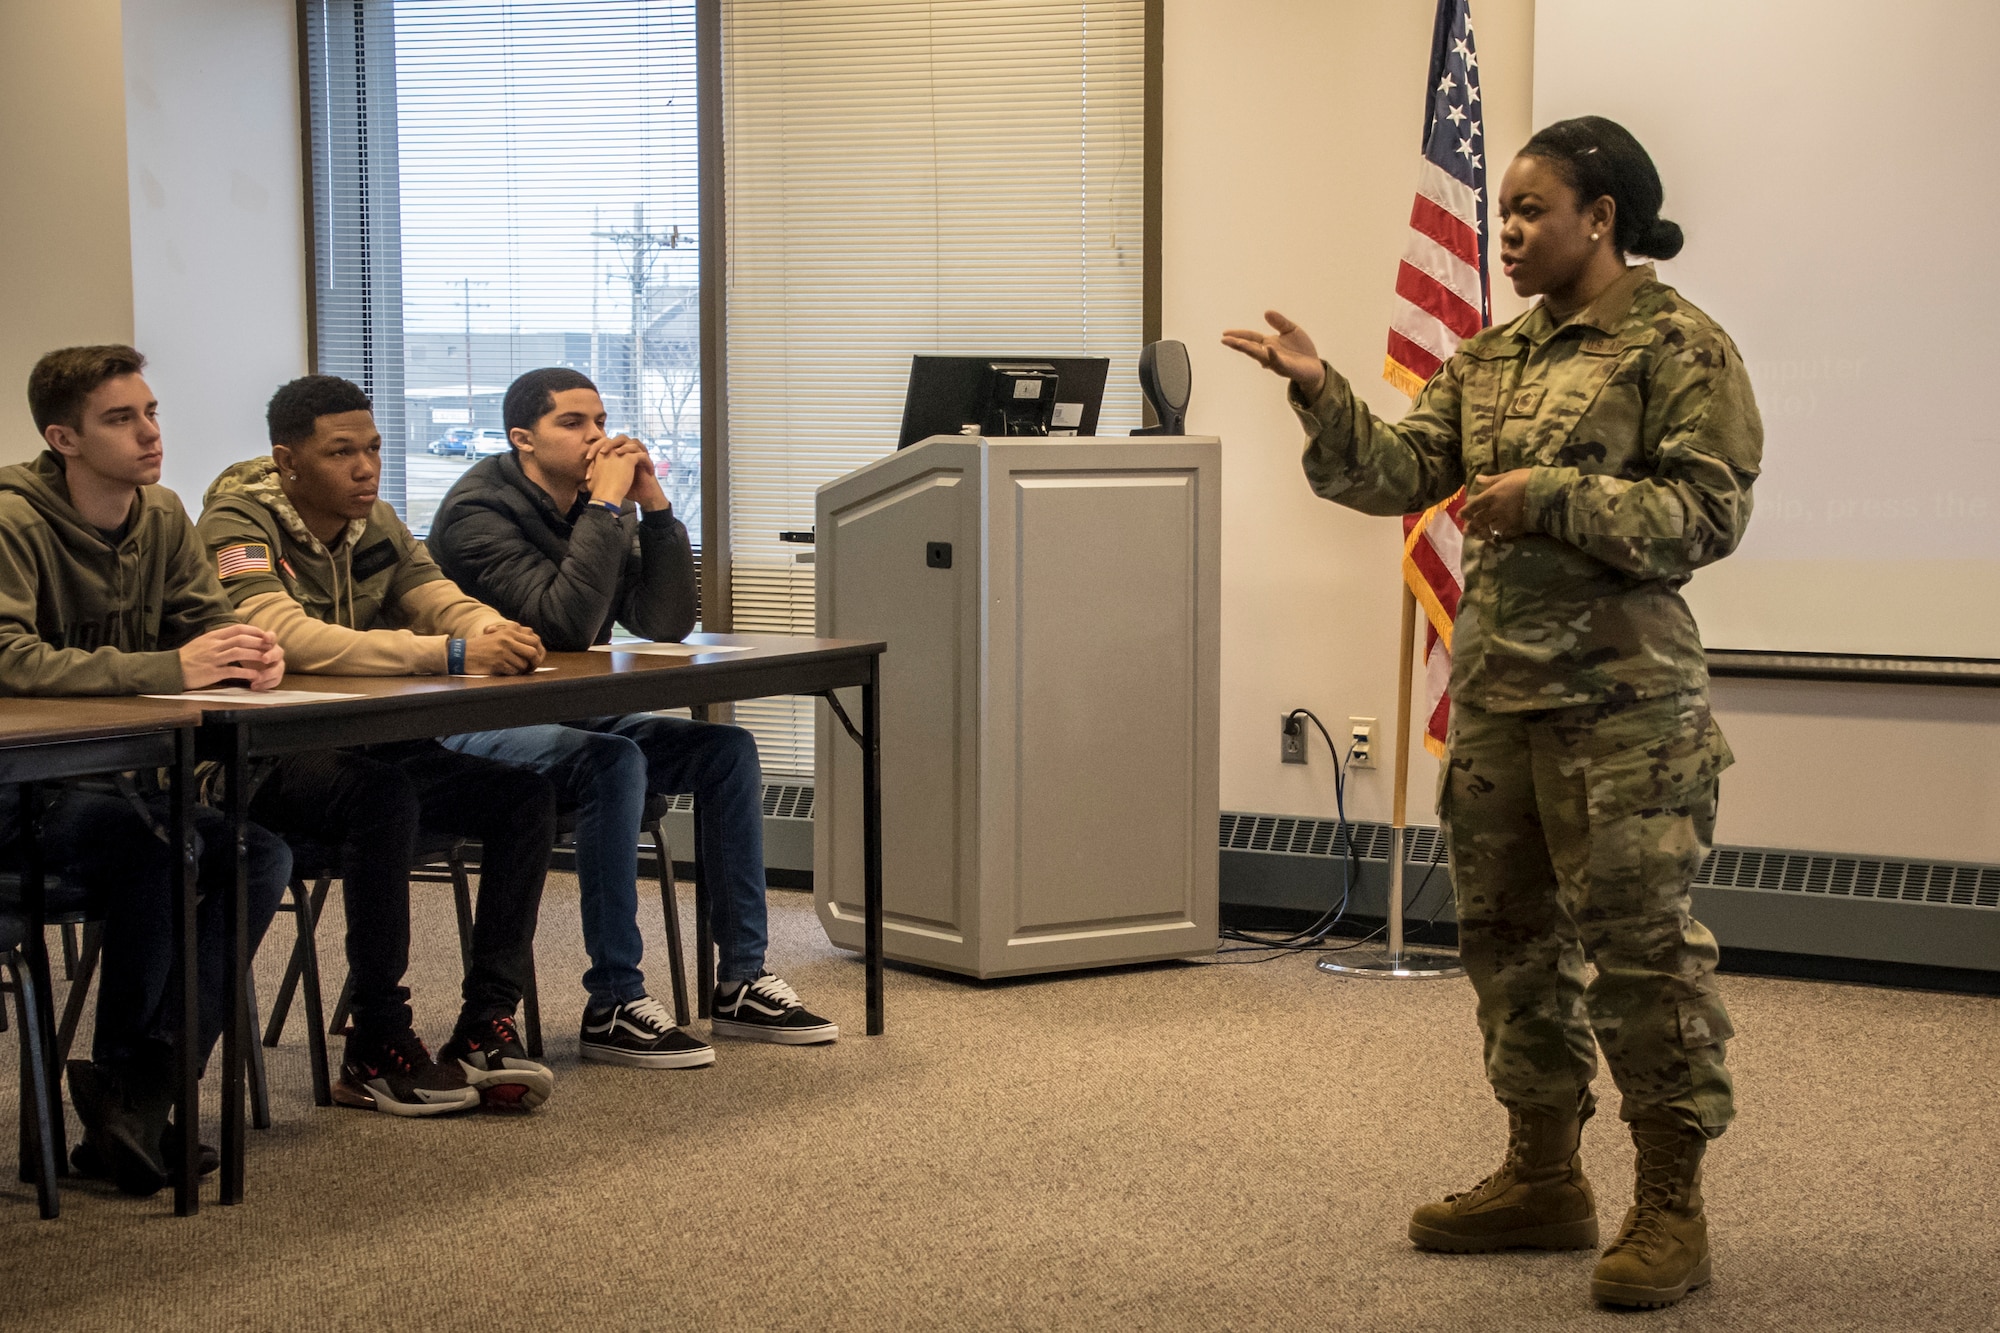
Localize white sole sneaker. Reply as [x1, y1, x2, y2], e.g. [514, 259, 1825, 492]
[710, 1016, 839, 1045]
[333, 1077, 481, 1117]
[580, 1039, 717, 1069]
[454, 1061, 556, 1111]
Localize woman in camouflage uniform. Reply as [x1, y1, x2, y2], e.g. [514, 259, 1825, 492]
[1225, 117, 1761, 1310]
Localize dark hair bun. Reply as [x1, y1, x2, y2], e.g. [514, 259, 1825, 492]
[1520, 116, 1686, 259]
[1633, 217, 1684, 261]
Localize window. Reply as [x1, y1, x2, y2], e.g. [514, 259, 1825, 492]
[720, 0, 1148, 775]
[304, 0, 702, 535]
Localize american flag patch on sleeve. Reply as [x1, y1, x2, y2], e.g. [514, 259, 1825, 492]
[216, 543, 273, 579]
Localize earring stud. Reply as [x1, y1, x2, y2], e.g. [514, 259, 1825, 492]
[1591, 232, 1600, 241]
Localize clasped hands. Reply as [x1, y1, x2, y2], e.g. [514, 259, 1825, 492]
[582, 434, 668, 513]
[1222, 309, 1532, 541]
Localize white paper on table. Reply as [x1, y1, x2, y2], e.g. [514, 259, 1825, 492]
[588, 641, 756, 657]
[144, 687, 366, 705]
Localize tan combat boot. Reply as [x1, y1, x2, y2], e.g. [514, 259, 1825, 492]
[1591, 1119, 1711, 1308]
[1408, 1097, 1599, 1252]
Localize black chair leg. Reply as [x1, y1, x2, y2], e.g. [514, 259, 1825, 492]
[328, 971, 355, 1039]
[289, 876, 332, 1107]
[520, 965, 543, 1059]
[56, 920, 103, 1063]
[692, 797, 715, 1018]
[651, 817, 691, 1027]
[10, 950, 61, 1219]
[59, 923, 79, 981]
[18, 925, 67, 1173]
[244, 971, 271, 1131]
[265, 874, 330, 1049]
[448, 851, 477, 977]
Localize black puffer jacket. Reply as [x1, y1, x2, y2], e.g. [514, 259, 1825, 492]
[427, 451, 697, 651]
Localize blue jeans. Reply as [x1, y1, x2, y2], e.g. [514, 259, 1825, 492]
[444, 715, 770, 1004]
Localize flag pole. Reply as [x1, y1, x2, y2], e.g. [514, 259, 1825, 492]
[1387, 583, 1417, 965]
[1319, 579, 1462, 980]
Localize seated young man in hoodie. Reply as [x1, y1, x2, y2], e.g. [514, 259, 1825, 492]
[427, 367, 835, 1068]
[196, 374, 559, 1117]
[0, 344, 290, 1195]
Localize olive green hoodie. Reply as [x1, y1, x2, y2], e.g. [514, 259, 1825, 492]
[0, 450, 234, 695]
[197, 456, 505, 674]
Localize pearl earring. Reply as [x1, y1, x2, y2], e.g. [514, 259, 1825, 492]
[288, 473, 298, 481]
[1591, 232, 1600, 241]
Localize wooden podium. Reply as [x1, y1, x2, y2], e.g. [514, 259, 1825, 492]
[813, 433, 1220, 978]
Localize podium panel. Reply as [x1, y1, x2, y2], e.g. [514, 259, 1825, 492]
[815, 435, 1219, 978]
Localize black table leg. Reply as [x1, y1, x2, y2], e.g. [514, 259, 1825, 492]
[171, 729, 200, 1215]
[16, 782, 69, 1177]
[690, 706, 714, 1017]
[862, 660, 883, 1036]
[221, 725, 248, 1204]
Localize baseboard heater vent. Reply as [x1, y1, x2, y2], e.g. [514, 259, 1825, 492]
[1219, 812, 1444, 864]
[1217, 808, 2000, 974]
[1697, 848, 2000, 909]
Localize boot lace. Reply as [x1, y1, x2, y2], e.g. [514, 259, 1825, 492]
[1445, 1109, 1526, 1203]
[1606, 1132, 1688, 1256]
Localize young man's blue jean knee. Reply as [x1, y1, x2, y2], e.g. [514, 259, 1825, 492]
[443, 715, 770, 1006]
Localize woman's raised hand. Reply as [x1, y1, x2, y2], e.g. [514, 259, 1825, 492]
[1221, 311, 1328, 400]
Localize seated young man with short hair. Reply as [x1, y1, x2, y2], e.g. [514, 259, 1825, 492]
[196, 374, 560, 1116]
[0, 344, 290, 1194]
[428, 367, 835, 1067]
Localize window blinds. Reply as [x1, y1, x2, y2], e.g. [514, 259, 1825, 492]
[306, 0, 701, 535]
[721, 0, 1147, 776]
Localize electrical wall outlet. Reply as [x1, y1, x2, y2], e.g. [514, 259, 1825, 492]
[1280, 715, 1307, 765]
[1348, 716, 1376, 768]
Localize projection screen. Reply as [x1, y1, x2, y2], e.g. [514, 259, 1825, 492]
[1535, 0, 2000, 661]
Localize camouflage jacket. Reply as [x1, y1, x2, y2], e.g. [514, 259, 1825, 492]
[1291, 265, 1762, 712]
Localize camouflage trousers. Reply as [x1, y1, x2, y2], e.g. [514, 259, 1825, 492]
[1441, 690, 1736, 1136]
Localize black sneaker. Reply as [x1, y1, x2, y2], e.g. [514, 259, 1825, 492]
[581, 995, 716, 1069]
[335, 1028, 480, 1117]
[710, 973, 839, 1045]
[440, 1015, 555, 1111]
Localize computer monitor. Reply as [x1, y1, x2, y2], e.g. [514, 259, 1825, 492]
[896, 355, 1111, 449]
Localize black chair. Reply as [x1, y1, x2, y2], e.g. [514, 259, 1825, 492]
[0, 907, 63, 1218]
[261, 791, 690, 1090]
[2, 871, 279, 1135]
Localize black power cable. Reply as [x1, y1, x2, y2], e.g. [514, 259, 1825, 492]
[1212, 709, 1457, 964]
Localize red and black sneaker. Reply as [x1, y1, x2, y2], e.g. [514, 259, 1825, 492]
[335, 1027, 480, 1117]
[440, 1015, 555, 1112]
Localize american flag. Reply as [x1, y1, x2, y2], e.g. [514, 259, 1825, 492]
[1389, 0, 1489, 758]
[215, 542, 272, 580]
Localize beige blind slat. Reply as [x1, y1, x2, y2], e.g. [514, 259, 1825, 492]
[722, 0, 1145, 775]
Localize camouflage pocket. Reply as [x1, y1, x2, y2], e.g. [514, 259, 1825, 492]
[1582, 715, 1733, 823]
[1677, 995, 1734, 1049]
[1577, 713, 1731, 903]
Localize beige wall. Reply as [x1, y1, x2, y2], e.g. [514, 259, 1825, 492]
[1163, 0, 2000, 866]
[0, 0, 135, 461]
[124, 0, 310, 500]
[1164, 0, 1536, 831]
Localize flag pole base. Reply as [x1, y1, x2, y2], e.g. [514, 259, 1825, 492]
[1317, 945, 1464, 980]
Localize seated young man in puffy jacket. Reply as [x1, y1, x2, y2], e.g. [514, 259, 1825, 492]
[196, 375, 560, 1118]
[0, 344, 290, 1193]
[427, 367, 836, 1069]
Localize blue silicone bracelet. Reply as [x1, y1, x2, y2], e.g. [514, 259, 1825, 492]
[448, 637, 467, 674]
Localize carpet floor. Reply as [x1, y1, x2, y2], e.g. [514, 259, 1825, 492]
[2, 874, 1997, 1331]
